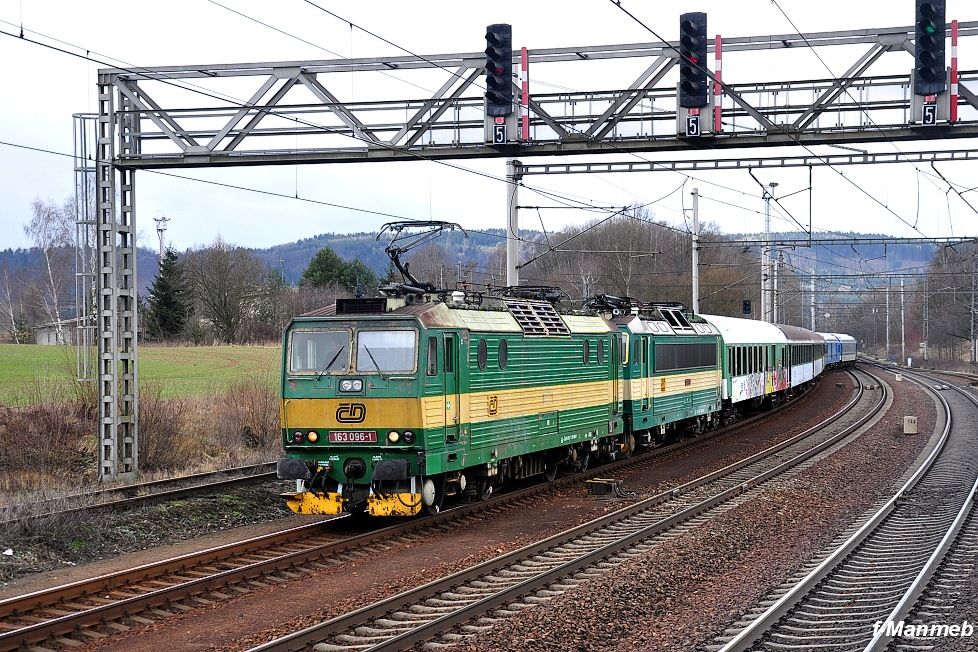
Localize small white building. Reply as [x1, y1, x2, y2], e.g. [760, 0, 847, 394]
[34, 317, 85, 345]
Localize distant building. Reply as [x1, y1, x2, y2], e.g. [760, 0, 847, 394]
[34, 317, 85, 345]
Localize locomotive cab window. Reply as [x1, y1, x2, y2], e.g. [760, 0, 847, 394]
[444, 336, 454, 372]
[289, 329, 350, 375]
[356, 329, 417, 374]
[426, 336, 438, 376]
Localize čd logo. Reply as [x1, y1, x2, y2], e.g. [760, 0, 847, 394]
[336, 403, 366, 423]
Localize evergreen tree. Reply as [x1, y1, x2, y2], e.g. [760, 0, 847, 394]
[302, 247, 378, 294]
[380, 262, 398, 285]
[341, 259, 379, 295]
[301, 247, 347, 287]
[146, 247, 189, 340]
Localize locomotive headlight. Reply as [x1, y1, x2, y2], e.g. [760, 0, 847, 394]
[403, 430, 415, 444]
[339, 379, 363, 392]
[307, 431, 319, 443]
[387, 430, 400, 444]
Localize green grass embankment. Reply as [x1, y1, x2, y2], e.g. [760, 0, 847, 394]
[0, 344, 280, 405]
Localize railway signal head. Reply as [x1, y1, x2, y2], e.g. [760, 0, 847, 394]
[914, 0, 946, 95]
[485, 24, 514, 117]
[678, 12, 709, 108]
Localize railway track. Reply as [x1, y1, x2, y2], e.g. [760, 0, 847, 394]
[244, 369, 886, 652]
[716, 364, 978, 652]
[0, 374, 835, 651]
[0, 462, 277, 527]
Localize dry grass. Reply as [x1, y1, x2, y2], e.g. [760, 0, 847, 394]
[0, 382, 96, 498]
[0, 363, 281, 509]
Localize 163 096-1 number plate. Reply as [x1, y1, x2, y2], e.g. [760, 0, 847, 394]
[328, 431, 378, 444]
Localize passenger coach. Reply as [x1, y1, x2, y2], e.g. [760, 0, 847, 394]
[700, 315, 790, 410]
[819, 332, 857, 367]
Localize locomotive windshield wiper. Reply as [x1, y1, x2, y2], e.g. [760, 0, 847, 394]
[316, 345, 346, 381]
[361, 344, 387, 380]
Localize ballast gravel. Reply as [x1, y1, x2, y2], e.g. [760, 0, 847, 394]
[448, 374, 936, 652]
[70, 372, 872, 652]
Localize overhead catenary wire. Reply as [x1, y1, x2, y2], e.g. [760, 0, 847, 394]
[607, 0, 935, 240]
[298, 0, 788, 212]
[0, 26, 682, 242]
[0, 137, 554, 249]
[768, 0, 962, 222]
[205, 0, 435, 94]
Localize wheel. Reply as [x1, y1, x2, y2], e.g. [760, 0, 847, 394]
[422, 476, 445, 515]
[478, 479, 494, 501]
[621, 434, 636, 459]
[544, 461, 559, 482]
[577, 451, 591, 473]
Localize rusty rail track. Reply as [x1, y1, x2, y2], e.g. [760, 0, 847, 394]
[246, 370, 883, 652]
[1, 462, 278, 527]
[0, 376, 831, 651]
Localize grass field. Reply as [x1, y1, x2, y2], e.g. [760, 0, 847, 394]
[0, 344, 280, 405]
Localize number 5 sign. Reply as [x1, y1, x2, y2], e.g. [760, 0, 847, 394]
[493, 123, 507, 144]
[921, 103, 937, 126]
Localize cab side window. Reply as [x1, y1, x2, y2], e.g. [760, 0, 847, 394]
[426, 336, 438, 376]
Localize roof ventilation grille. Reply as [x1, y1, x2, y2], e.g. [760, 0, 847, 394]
[505, 300, 571, 337]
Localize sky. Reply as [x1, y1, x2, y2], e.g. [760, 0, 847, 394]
[1, 0, 977, 254]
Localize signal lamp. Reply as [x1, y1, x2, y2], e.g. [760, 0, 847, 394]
[484, 24, 514, 117]
[387, 431, 400, 444]
[293, 431, 304, 443]
[678, 12, 708, 108]
[403, 430, 416, 444]
[307, 431, 319, 443]
[913, 0, 946, 95]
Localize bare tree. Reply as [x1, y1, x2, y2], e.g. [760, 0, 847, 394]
[182, 238, 269, 344]
[25, 198, 73, 343]
[0, 262, 22, 343]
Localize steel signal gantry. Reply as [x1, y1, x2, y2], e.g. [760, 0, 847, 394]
[86, 18, 978, 479]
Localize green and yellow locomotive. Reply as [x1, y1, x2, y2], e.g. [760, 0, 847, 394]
[277, 291, 626, 516]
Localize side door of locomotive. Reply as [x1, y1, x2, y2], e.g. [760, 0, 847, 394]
[611, 334, 620, 416]
[641, 336, 652, 413]
[443, 332, 461, 444]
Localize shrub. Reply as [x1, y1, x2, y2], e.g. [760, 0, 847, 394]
[138, 382, 202, 473]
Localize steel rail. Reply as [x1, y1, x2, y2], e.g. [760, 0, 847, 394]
[0, 380, 826, 650]
[863, 368, 978, 651]
[718, 363, 958, 652]
[247, 369, 884, 652]
[0, 462, 277, 526]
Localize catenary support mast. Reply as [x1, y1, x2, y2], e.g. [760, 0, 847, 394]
[692, 187, 700, 314]
[506, 159, 521, 287]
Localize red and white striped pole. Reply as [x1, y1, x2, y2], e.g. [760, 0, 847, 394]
[713, 34, 722, 133]
[520, 46, 530, 141]
[950, 19, 958, 123]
